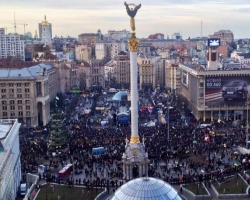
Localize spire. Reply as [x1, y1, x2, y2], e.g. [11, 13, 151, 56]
[34, 30, 38, 39]
[42, 15, 49, 26]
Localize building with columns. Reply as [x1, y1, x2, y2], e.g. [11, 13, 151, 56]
[0, 64, 57, 127]
[0, 119, 21, 200]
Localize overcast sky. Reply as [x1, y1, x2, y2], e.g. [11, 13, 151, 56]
[0, 0, 250, 39]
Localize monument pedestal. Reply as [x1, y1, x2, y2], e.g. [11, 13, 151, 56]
[122, 140, 149, 180]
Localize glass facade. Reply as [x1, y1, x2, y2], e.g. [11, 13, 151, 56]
[110, 177, 183, 200]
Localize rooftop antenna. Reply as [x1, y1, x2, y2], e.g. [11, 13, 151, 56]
[201, 20, 203, 38]
[14, 12, 16, 34]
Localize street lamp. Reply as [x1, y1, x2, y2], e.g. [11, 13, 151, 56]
[167, 104, 170, 140]
[246, 101, 250, 148]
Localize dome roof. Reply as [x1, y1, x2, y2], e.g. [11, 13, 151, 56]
[112, 91, 128, 101]
[110, 177, 183, 200]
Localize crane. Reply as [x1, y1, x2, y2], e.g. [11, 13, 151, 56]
[15, 23, 28, 35]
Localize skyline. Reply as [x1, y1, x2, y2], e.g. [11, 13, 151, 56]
[1, 0, 250, 39]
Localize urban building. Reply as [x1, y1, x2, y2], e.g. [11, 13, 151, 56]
[138, 42, 151, 56]
[0, 119, 21, 200]
[0, 28, 25, 61]
[38, 16, 52, 45]
[148, 33, 164, 40]
[179, 38, 250, 121]
[211, 30, 234, 45]
[165, 60, 181, 91]
[78, 33, 99, 47]
[137, 55, 161, 90]
[233, 52, 250, 68]
[113, 51, 130, 89]
[106, 29, 130, 41]
[80, 59, 105, 90]
[95, 41, 127, 59]
[0, 64, 57, 127]
[75, 45, 92, 62]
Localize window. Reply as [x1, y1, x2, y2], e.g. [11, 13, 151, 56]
[26, 111, 30, 116]
[9, 89, 14, 93]
[25, 88, 30, 92]
[17, 83, 22, 87]
[1, 89, 6, 93]
[18, 106, 22, 110]
[1, 83, 5, 87]
[25, 100, 30, 104]
[199, 79, 204, 88]
[9, 83, 14, 87]
[2, 106, 7, 110]
[26, 105, 30, 110]
[17, 94, 22, 98]
[25, 94, 30, 98]
[10, 106, 15, 110]
[17, 88, 22, 93]
[1, 95, 6, 98]
[3, 112, 7, 117]
[18, 111, 23, 116]
[2, 100, 6, 105]
[24, 83, 30, 87]
[9, 94, 14, 98]
[17, 100, 22, 104]
[10, 100, 15, 105]
[10, 112, 15, 117]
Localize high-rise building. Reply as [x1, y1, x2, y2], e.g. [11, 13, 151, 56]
[0, 119, 22, 200]
[0, 28, 25, 61]
[38, 16, 52, 45]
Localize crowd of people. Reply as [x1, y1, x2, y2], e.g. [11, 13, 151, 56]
[19, 91, 250, 189]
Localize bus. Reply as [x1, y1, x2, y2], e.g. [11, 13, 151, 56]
[58, 164, 73, 178]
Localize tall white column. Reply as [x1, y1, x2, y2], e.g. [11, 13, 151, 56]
[128, 38, 140, 143]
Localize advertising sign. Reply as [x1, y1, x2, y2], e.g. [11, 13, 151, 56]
[206, 38, 221, 47]
[205, 76, 250, 107]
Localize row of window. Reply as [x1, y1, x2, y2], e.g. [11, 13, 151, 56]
[2, 94, 29, 98]
[2, 111, 30, 117]
[1, 83, 30, 87]
[1, 88, 30, 93]
[2, 105, 30, 110]
[2, 100, 30, 104]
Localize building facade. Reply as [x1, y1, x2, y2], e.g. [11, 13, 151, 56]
[113, 52, 130, 89]
[75, 45, 92, 62]
[211, 30, 234, 45]
[0, 119, 21, 200]
[0, 28, 25, 61]
[0, 64, 57, 127]
[107, 29, 130, 41]
[78, 33, 99, 47]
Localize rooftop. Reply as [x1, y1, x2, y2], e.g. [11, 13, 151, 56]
[0, 121, 13, 140]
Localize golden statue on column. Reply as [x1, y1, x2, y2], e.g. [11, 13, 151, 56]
[124, 2, 141, 38]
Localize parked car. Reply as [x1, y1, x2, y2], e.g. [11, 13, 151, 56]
[222, 81, 248, 101]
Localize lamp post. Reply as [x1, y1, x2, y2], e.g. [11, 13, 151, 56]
[167, 104, 170, 140]
[246, 101, 250, 148]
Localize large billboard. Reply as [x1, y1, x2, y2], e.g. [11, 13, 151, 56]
[205, 76, 250, 107]
[206, 38, 221, 47]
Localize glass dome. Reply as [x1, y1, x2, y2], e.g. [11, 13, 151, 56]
[112, 91, 128, 101]
[110, 177, 183, 200]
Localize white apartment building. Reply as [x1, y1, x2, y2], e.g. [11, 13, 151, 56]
[107, 29, 130, 41]
[0, 119, 21, 200]
[165, 60, 181, 91]
[0, 28, 25, 61]
[95, 41, 127, 59]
